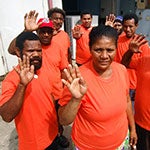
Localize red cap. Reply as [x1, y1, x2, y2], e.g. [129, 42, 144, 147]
[37, 18, 53, 29]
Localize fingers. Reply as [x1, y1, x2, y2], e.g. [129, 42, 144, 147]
[133, 34, 147, 44]
[108, 13, 116, 22]
[13, 66, 20, 75]
[28, 10, 36, 18]
[130, 137, 137, 149]
[74, 64, 82, 79]
[18, 57, 23, 70]
[63, 64, 81, 83]
[130, 34, 148, 53]
[24, 13, 27, 20]
[18, 55, 31, 71]
[61, 79, 70, 88]
[129, 133, 137, 149]
[72, 25, 81, 33]
[30, 65, 35, 74]
[24, 10, 38, 19]
[63, 68, 73, 83]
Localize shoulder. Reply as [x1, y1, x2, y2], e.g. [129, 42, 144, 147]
[57, 30, 69, 36]
[1, 68, 20, 92]
[112, 61, 127, 72]
[118, 34, 128, 43]
[79, 61, 95, 77]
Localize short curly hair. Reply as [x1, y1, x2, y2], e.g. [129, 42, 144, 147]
[47, 7, 66, 19]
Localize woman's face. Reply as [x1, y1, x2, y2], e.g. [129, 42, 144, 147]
[90, 36, 116, 74]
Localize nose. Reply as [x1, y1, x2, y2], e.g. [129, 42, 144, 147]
[43, 32, 49, 36]
[126, 26, 130, 31]
[100, 50, 108, 59]
[32, 50, 40, 57]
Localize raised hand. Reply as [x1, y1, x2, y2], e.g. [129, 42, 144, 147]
[72, 25, 83, 39]
[105, 14, 116, 27]
[14, 55, 34, 86]
[62, 64, 87, 100]
[24, 10, 40, 32]
[129, 34, 148, 53]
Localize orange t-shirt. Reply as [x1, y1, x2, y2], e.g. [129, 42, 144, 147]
[52, 30, 70, 59]
[129, 47, 150, 131]
[59, 60, 129, 150]
[115, 35, 139, 90]
[75, 25, 92, 64]
[42, 41, 69, 99]
[0, 64, 59, 150]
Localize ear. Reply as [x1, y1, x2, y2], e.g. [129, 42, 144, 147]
[135, 23, 138, 28]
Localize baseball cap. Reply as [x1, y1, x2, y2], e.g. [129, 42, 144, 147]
[37, 18, 54, 29]
[114, 16, 123, 24]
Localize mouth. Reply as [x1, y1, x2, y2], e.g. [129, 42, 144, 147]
[32, 60, 40, 63]
[30, 59, 42, 70]
[99, 61, 109, 65]
[30, 58, 41, 64]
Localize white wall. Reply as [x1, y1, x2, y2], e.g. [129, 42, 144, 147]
[0, 0, 49, 75]
[136, 9, 150, 45]
[51, 0, 62, 8]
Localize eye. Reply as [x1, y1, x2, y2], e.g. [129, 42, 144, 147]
[28, 50, 34, 53]
[107, 49, 114, 52]
[93, 48, 102, 53]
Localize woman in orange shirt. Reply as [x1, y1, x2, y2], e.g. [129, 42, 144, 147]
[58, 25, 137, 150]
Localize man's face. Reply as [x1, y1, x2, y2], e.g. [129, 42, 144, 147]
[50, 13, 64, 31]
[113, 21, 123, 35]
[123, 19, 137, 38]
[90, 36, 116, 74]
[37, 27, 53, 45]
[22, 40, 42, 71]
[81, 14, 92, 29]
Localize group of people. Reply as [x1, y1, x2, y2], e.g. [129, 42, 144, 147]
[0, 6, 149, 150]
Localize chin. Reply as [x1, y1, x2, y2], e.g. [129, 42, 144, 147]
[34, 65, 42, 71]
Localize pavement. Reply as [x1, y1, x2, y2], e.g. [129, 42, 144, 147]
[0, 80, 73, 150]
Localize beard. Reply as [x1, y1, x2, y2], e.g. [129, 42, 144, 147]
[30, 56, 42, 71]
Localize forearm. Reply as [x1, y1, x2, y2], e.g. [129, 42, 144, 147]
[121, 50, 134, 68]
[0, 83, 26, 122]
[58, 97, 81, 125]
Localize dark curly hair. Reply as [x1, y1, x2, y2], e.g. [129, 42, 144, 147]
[47, 7, 66, 19]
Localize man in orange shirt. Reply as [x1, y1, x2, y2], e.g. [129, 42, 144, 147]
[72, 11, 93, 66]
[113, 16, 123, 36]
[47, 7, 71, 63]
[115, 13, 149, 103]
[25, 11, 70, 148]
[0, 32, 61, 149]
[58, 25, 137, 149]
[6, 10, 70, 148]
[121, 35, 150, 150]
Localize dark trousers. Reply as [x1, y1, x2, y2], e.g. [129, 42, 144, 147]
[136, 123, 150, 150]
[129, 89, 135, 101]
[45, 137, 59, 150]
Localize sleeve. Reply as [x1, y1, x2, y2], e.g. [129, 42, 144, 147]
[58, 86, 72, 106]
[130, 43, 149, 69]
[51, 80, 64, 100]
[59, 47, 69, 71]
[0, 73, 19, 106]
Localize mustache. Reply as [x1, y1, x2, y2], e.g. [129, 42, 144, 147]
[30, 56, 42, 62]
